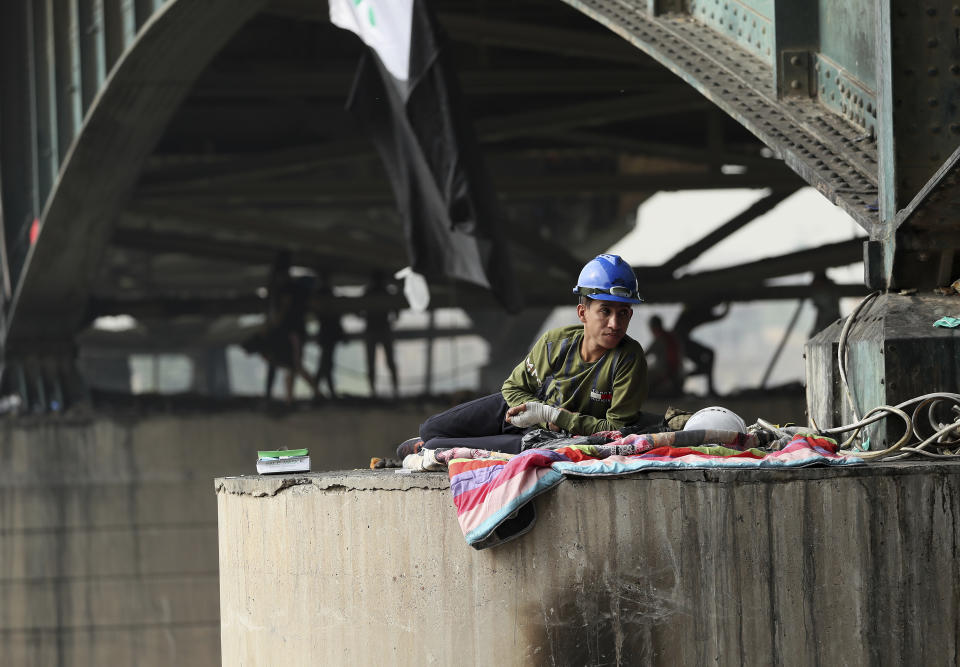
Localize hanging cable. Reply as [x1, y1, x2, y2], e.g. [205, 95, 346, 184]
[833, 404, 912, 459]
[817, 392, 960, 461]
[836, 290, 880, 428]
[885, 421, 960, 460]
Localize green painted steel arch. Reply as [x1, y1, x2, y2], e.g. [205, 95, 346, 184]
[3, 0, 268, 350]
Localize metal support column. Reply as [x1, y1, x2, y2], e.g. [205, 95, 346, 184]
[875, 0, 960, 290]
[78, 0, 107, 111]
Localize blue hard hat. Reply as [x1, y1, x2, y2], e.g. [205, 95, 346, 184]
[572, 254, 643, 304]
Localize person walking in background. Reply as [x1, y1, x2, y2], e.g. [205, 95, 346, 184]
[809, 270, 842, 337]
[363, 271, 399, 399]
[252, 250, 317, 403]
[314, 274, 344, 399]
[646, 314, 684, 397]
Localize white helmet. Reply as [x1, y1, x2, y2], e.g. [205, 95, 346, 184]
[683, 406, 747, 433]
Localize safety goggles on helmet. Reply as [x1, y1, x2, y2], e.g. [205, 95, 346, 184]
[573, 285, 639, 300]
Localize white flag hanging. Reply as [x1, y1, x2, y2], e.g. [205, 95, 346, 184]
[330, 0, 414, 82]
[332, 0, 523, 311]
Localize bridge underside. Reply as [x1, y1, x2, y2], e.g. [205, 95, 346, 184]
[1, 0, 956, 407]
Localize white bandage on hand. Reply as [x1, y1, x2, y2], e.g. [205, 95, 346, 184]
[509, 401, 561, 428]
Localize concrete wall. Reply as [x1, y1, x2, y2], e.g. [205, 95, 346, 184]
[0, 406, 427, 667]
[0, 391, 808, 665]
[218, 464, 960, 666]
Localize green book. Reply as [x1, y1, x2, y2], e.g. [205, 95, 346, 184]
[257, 448, 309, 459]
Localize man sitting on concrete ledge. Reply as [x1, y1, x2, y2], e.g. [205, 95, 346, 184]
[400, 254, 649, 457]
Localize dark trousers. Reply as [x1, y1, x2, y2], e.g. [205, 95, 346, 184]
[420, 392, 528, 454]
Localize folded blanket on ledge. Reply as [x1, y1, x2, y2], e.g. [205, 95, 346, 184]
[443, 433, 862, 550]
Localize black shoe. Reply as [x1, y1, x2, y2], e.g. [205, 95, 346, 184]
[396, 436, 423, 458]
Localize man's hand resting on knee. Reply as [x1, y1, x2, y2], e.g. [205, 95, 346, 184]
[505, 402, 561, 429]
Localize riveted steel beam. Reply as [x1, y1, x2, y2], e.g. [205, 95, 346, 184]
[78, 0, 107, 110]
[266, 4, 664, 64]
[34, 0, 59, 201]
[689, 0, 774, 62]
[474, 89, 709, 143]
[562, 0, 960, 293]
[772, 3, 818, 99]
[649, 281, 869, 304]
[134, 0, 156, 30]
[103, 0, 136, 67]
[662, 238, 864, 294]
[0, 161, 10, 304]
[133, 169, 802, 207]
[54, 0, 83, 160]
[561, 0, 880, 237]
[439, 13, 654, 64]
[188, 67, 677, 99]
[880, 145, 960, 290]
[814, 54, 878, 138]
[875, 0, 960, 290]
[0, 2, 38, 292]
[86, 279, 870, 320]
[550, 130, 774, 170]
[137, 133, 779, 194]
[110, 222, 400, 272]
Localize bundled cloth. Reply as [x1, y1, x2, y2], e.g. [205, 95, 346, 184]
[442, 432, 862, 550]
[517, 427, 781, 453]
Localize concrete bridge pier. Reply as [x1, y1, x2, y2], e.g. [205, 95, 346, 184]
[217, 464, 960, 665]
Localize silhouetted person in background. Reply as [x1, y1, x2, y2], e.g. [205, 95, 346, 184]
[673, 300, 729, 396]
[809, 270, 842, 337]
[314, 275, 344, 399]
[250, 251, 317, 403]
[363, 271, 399, 399]
[646, 315, 683, 397]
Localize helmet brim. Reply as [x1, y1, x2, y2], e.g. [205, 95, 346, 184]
[584, 293, 643, 304]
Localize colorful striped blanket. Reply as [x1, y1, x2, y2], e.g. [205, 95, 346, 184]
[444, 433, 862, 550]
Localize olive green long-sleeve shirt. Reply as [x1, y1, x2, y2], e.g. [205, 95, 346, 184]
[501, 325, 648, 435]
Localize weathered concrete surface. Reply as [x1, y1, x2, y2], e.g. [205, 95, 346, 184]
[218, 464, 960, 666]
[0, 406, 427, 667]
